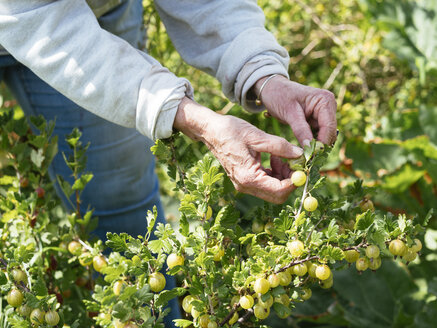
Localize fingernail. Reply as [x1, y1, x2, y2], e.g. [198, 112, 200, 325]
[295, 147, 304, 156]
[303, 139, 311, 147]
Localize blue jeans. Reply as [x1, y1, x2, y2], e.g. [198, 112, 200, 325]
[0, 1, 180, 326]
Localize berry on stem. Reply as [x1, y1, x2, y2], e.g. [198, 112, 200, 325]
[45, 310, 60, 326]
[93, 255, 108, 272]
[356, 257, 369, 272]
[389, 239, 407, 257]
[411, 239, 422, 253]
[287, 240, 305, 257]
[68, 241, 82, 256]
[30, 309, 45, 326]
[303, 196, 318, 212]
[315, 264, 331, 280]
[11, 268, 27, 283]
[239, 295, 254, 309]
[344, 249, 360, 263]
[254, 277, 270, 294]
[254, 303, 270, 320]
[368, 257, 382, 271]
[301, 288, 312, 301]
[291, 171, 307, 187]
[182, 295, 195, 313]
[277, 271, 292, 286]
[167, 253, 184, 269]
[267, 273, 280, 288]
[149, 272, 166, 292]
[7, 288, 24, 307]
[365, 245, 380, 258]
[293, 263, 308, 276]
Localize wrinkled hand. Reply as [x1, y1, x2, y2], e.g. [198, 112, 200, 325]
[255, 75, 337, 147]
[174, 97, 303, 204]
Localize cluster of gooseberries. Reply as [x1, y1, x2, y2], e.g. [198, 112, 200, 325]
[6, 273, 60, 326]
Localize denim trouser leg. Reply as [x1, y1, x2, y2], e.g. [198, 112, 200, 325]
[0, 56, 179, 327]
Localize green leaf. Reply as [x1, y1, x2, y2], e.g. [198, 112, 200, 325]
[24, 293, 40, 308]
[71, 173, 93, 191]
[135, 285, 154, 303]
[155, 288, 186, 307]
[213, 205, 240, 229]
[34, 276, 48, 296]
[111, 301, 130, 321]
[414, 300, 437, 328]
[30, 148, 44, 168]
[383, 163, 425, 192]
[325, 219, 339, 241]
[398, 215, 407, 232]
[0, 271, 7, 285]
[56, 175, 74, 198]
[273, 301, 292, 318]
[119, 285, 138, 301]
[423, 208, 433, 226]
[354, 211, 374, 231]
[148, 239, 172, 254]
[173, 319, 193, 328]
[177, 213, 189, 237]
[102, 264, 127, 283]
[105, 233, 129, 252]
[150, 139, 172, 161]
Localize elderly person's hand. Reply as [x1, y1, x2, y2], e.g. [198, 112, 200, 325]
[174, 97, 303, 204]
[254, 75, 338, 147]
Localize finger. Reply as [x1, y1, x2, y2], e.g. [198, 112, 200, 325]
[271, 156, 291, 180]
[249, 132, 303, 159]
[282, 102, 314, 147]
[309, 117, 319, 130]
[313, 94, 337, 145]
[246, 173, 295, 204]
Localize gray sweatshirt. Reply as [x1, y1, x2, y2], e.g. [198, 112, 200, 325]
[0, 0, 289, 141]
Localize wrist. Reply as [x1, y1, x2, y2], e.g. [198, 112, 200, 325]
[173, 97, 217, 142]
[253, 74, 288, 106]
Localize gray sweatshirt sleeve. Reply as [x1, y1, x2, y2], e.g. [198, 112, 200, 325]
[154, 0, 290, 112]
[0, 0, 193, 140]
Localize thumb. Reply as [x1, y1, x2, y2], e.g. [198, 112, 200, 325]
[249, 132, 303, 159]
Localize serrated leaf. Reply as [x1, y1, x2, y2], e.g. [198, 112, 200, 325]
[150, 139, 172, 161]
[34, 276, 48, 296]
[325, 219, 339, 241]
[135, 285, 154, 303]
[25, 293, 40, 308]
[105, 233, 129, 252]
[155, 288, 186, 307]
[213, 205, 240, 229]
[354, 211, 374, 231]
[102, 264, 127, 283]
[111, 301, 130, 321]
[148, 239, 172, 254]
[119, 285, 138, 301]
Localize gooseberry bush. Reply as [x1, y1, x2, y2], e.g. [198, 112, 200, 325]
[0, 110, 430, 328]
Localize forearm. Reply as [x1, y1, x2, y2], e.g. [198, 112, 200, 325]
[0, 0, 192, 141]
[155, 0, 289, 112]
